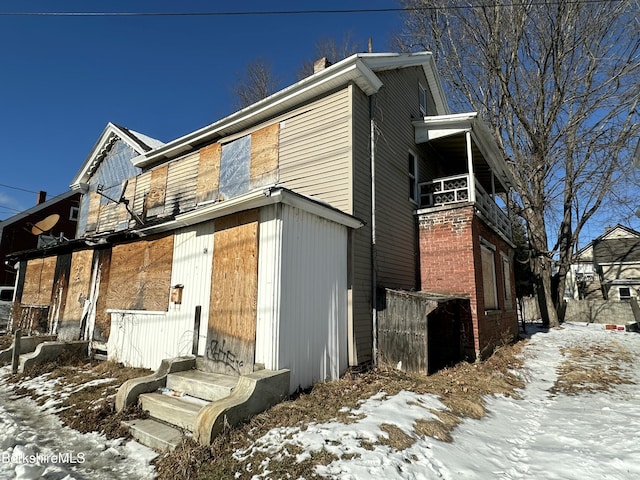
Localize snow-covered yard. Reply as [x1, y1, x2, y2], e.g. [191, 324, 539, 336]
[1, 322, 639, 479]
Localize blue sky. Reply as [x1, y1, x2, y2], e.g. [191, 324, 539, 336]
[0, 0, 403, 216]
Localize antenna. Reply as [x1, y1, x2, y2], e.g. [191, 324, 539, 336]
[31, 214, 60, 235]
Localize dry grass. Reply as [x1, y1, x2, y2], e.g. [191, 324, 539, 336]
[154, 339, 527, 480]
[6, 357, 150, 438]
[0, 333, 13, 351]
[549, 340, 635, 395]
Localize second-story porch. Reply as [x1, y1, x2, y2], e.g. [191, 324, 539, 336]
[413, 112, 515, 241]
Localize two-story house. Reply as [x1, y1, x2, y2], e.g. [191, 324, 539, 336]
[10, 52, 518, 393]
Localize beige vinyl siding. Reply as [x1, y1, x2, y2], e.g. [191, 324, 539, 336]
[350, 85, 373, 364]
[371, 67, 434, 290]
[164, 151, 199, 215]
[279, 88, 352, 213]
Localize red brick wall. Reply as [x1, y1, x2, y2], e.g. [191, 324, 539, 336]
[418, 204, 518, 359]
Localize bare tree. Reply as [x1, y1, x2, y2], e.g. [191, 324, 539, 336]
[297, 33, 363, 79]
[397, 0, 640, 327]
[232, 57, 281, 109]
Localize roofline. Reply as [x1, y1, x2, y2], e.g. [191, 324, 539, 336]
[0, 190, 79, 229]
[70, 122, 161, 188]
[133, 52, 444, 168]
[132, 186, 364, 236]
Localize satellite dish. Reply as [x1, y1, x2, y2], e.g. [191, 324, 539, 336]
[31, 214, 60, 235]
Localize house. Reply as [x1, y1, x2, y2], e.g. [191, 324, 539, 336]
[567, 225, 640, 301]
[0, 190, 80, 287]
[9, 52, 518, 393]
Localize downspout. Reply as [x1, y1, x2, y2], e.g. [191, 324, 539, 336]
[370, 94, 378, 367]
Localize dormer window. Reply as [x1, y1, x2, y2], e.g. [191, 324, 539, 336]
[419, 83, 427, 116]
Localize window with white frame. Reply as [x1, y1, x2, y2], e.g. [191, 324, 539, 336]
[501, 253, 513, 309]
[69, 206, 79, 221]
[481, 243, 498, 310]
[408, 151, 419, 204]
[419, 82, 427, 116]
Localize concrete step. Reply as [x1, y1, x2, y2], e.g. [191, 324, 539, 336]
[122, 418, 184, 451]
[166, 370, 238, 401]
[138, 392, 205, 431]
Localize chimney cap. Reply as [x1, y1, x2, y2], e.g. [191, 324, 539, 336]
[36, 191, 47, 205]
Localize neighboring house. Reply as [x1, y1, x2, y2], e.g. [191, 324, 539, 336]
[9, 52, 518, 392]
[0, 190, 80, 287]
[568, 225, 640, 301]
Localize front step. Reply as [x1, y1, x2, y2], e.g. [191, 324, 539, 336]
[138, 392, 205, 431]
[123, 418, 183, 451]
[166, 370, 237, 401]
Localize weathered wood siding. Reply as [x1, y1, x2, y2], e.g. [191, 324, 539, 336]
[279, 88, 352, 213]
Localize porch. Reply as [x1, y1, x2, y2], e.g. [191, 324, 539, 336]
[413, 112, 515, 241]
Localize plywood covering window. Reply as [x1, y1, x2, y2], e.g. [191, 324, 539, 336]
[21, 256, 57, 306]
[63, 249, 95, 322]
[106, 234, 174, 311]
[481, 244, 498, 310]
[501, 254, 513, 310]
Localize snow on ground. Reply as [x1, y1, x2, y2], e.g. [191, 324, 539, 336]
[0, 366, 156, 480]
[239, 323, 640, 479]
[1, 323, 639, 479]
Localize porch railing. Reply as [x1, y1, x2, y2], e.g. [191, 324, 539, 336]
[419, 173, 512, 239]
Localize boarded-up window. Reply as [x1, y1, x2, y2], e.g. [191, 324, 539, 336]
[481, 244, 498, 310]
[250, 124, 279, 188]
[144, 165, 168, 218]
[21, 256, 57, 306]
[196, 144, 221, 204]
[63, 249, 95, 322]
[106, 234, 174, 311]
[501, 254, 513, 310]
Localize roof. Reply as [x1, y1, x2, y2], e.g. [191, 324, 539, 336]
[132, 52, 449, 168]
[574, 224, 640, 265]
[0, 190, 79, 231]
[593, 237, 640, 264]
[70, 122, 164, 189]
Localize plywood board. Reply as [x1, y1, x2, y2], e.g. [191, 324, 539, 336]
[21, 256, 57, 306]
[145, 165, 168, 215]
[106, 234, 174, 311]
[250, 124, 279, 187]
[63, 249, 94, 323]
[206, 209, 259, 375]
[196, 143, 221, 204]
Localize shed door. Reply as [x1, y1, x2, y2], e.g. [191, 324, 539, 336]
[204, 210, 259, 375]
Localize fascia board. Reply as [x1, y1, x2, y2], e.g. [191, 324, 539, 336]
[70, 123, 148, 188]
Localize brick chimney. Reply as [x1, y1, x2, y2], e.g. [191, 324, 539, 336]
[313, 57, 332, 74]
[36, 191, 47, 205]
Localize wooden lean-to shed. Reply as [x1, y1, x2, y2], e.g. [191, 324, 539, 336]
[377, 289, 469, 374]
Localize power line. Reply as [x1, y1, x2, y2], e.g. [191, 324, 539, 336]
[0, 1, 618, 17]
[0, 183, 39, 194]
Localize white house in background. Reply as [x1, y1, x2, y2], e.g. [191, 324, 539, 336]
[568, 225, 640, 301]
